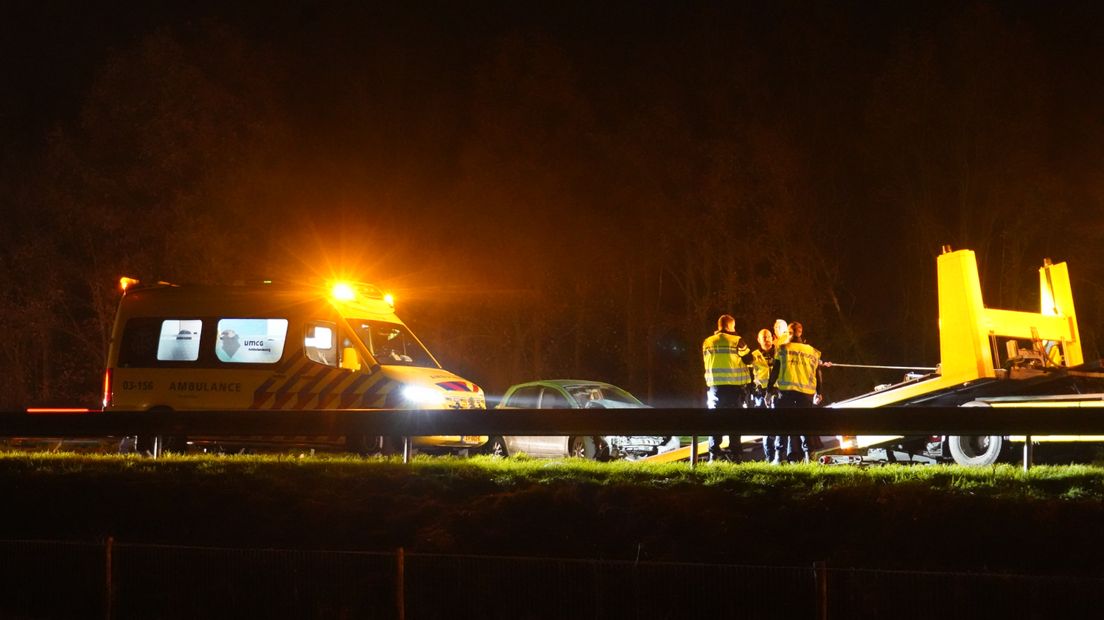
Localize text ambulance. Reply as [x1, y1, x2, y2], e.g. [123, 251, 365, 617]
[103, 278, 486, 454]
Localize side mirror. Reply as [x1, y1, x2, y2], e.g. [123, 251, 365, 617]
[341, 347, 361, 371]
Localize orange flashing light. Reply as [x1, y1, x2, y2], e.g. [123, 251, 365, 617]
[119, 276, 140, 292]
[384, 293, 395, 308]
[331, 282, 356, 301]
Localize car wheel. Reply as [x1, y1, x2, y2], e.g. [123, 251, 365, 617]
[483, 436, 509, 458]
[568, 436, 610, 461]
[947, 435, 1004, 466]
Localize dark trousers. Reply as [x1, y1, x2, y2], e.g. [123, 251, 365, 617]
[751, 387, 781, 462]
[777, 390, 814, 461]
[707, 384, 748, 459]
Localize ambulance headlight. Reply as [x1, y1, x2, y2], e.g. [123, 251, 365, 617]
[402, 385, 447, 408]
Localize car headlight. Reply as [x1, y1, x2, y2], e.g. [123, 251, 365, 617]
[402, 385, 448, 408]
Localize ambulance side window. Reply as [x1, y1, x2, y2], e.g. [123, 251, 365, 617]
[156, 320, 203, 361]
[304, 323, 337, 367]
[215, 318, 288, 364]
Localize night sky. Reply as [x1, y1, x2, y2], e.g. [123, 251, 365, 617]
[3, 1, 1104, 406]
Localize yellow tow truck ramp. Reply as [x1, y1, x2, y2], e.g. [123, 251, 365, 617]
[822, 247, 1104, 466]
[643, 436, 766, 463]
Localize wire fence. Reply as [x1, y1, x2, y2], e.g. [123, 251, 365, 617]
[0, 539, 1102, 619]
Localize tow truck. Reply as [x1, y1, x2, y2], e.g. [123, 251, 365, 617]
[819, 246, 1104, 466]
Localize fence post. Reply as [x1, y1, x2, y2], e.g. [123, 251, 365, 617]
[690, 435, 698, 469]
[402, 438, 411, 464]
[396, 547, 405, 620]
[813, 560, 827, 620]
[104, 536, 115, 620]
[1023, 436, 1033, 472]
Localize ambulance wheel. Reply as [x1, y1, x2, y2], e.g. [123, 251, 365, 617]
[345, 435, 402, 457]
[568, 436, 610, 461]
[947, 435, 1005, 466]
[381, 436, 405, 457]
[132, 435, 157, 456]
[118, 436, 139, 455]
[345, 434, 374, 456]
[162, 435, 188, 454]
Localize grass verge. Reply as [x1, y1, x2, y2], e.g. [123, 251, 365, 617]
[1, 451, 1102, 573]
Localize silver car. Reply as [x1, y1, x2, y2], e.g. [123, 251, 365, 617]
[488, 380, 680, 460]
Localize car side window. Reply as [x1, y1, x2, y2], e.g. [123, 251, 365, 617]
[506, 386, 541, 408]
[539, 388, 570, 409]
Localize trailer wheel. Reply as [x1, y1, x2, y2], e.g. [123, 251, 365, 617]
[947, 435, 1004, 466]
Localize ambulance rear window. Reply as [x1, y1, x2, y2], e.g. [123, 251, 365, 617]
[119, 318, 169, 367]
[215, 318, 288, 364]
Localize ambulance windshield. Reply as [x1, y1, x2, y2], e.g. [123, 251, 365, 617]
[351, 320, 438, 368]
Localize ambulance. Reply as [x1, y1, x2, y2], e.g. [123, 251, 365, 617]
[103, 278, 487, 454]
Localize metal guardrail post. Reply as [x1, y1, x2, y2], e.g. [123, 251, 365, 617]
[104, 536, 115, 620]
[1023, 435, 1034, 472]
[689, 435, 698, 469]
[813, 560, 827, 620]
[396, 547, 406, 620]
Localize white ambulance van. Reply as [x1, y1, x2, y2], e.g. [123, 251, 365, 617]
[103, 278, 486, 454]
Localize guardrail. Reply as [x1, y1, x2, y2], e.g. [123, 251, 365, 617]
[5, 407, 1104, 469]
[7, 407, 1104, 437]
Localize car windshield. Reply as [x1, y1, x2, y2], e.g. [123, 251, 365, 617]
[566, 384, 642, 407]
[350, 320, 438, 368]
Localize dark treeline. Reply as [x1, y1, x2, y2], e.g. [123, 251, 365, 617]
[2, 1, 1103, 408]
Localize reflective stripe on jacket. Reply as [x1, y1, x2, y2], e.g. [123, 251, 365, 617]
[776, 342, 821, 395]
[702, 332, 751, 387]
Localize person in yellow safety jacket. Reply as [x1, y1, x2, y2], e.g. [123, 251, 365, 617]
[750, 328, 781, 463]
[702, 314, 755, 461]
[767, 321, 823, 463]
